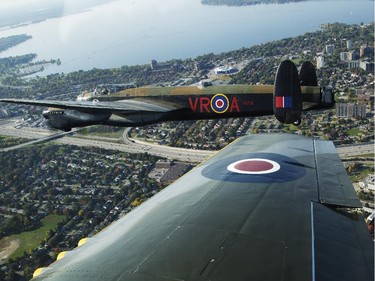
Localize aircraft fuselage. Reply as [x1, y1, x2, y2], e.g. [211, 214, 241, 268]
[71, 84, 326, 128]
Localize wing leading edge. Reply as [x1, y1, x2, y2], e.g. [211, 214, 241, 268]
[0, 98, 180, 113]
[32, 134, 373, 281]
[0, 98, 184, 130]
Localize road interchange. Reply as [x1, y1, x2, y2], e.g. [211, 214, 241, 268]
[0, 118, 373, 163]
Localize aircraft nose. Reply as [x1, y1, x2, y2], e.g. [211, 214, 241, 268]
[42, 109, 50, 119]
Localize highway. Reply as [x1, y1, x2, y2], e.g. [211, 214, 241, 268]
[0, 118, 373, 163]
[57, 134, 213, 163]
[0, 120, 213, 163]
[334, 143, 374, 158]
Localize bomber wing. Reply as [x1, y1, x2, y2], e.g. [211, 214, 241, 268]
[32, 133, 373, 281]
[0, 98, 182, 113]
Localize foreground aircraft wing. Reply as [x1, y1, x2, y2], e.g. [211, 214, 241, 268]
[32, 133, 373, 281]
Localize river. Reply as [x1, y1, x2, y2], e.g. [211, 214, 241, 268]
[0, 0, 373, 75]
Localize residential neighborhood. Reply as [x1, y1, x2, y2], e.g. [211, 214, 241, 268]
[0, 22, 373, 280]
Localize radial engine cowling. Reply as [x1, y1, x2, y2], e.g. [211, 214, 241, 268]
[42, 108, 111, 131]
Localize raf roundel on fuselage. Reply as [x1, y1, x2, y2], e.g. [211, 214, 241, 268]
[210, 94, 230, 114]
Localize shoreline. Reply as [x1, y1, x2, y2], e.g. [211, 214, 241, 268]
[0, 1, 373, 76]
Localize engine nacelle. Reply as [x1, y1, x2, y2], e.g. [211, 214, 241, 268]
[42, 108, 111, 131]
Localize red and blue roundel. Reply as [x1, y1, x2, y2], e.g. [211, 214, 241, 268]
[211, 94, 229, 114]
[227, 158, 281, 175]
[202, 153, 306, 183]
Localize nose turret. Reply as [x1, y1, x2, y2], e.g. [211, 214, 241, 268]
[42, 108, 65, 119]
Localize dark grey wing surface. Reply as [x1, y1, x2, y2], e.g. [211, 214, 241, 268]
[0, 98, 180, 113]
[312, 202, 374, 281]
[314, 139, 362, 208]
[32, 134, 373, 281]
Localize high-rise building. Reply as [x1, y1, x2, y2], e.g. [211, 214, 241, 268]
[348, 60, 360, 69]
[346, 40, 353, 49]
[360, 45, 374, 58]
[325, 44, 334, 55]
[150, 59, 158, 70]
[360, 61, 374, 73]
[349, 50, 359, 60]
[341, 50, 359, 61]
[340, 52, 349, 61]
[316, 56, 325, 69]
[336, 103, 366, 118]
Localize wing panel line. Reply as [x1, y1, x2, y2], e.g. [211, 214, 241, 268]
[310, 202, 316, 281]
[313, 139, 320, 202]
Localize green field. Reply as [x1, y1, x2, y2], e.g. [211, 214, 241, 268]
[347, 127, 360, 136]
[77, 125, 124, 139]
[9, 215, 66, 260]
[0, 135, 28, 149]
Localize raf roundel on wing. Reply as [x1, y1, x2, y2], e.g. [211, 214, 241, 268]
[202, 153, 307, 183]
[227, 158, 281, 175]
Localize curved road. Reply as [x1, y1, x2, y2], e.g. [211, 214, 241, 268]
[0, 119, 373, 163]
[0, 121, 213, 163]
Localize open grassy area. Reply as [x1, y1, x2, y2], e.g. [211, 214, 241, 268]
[0, 135, 28, 149]
[357, 167, 374, 180]
[77, 126, 124, 139]
[8, 215, 66, 260]
[347, 127, 360, 136]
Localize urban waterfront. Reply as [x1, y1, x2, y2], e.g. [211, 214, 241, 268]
[0, 1, 373, 278]
[0, 0, 373, 75]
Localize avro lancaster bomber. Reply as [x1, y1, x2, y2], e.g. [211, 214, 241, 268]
[1, 60, 334, 131]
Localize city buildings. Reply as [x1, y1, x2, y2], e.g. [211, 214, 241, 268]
[213, 65, 238, 75]
[316, 56, 325, 69]
[360, 61, 374, 73]
[325, 44, 335, 55]
[360, 45, 373, 58]
[340, 50, 359, 61]
[336, 103, 367, 118]
[150, 59, 158, 70]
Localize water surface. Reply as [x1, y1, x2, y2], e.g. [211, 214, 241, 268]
[0, 0, 373, 75]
